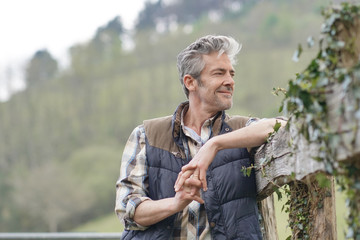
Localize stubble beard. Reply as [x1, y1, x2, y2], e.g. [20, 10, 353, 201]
[214, 95, 233, 111]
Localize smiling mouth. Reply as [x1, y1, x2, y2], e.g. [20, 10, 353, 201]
[217, 91, 233, 97]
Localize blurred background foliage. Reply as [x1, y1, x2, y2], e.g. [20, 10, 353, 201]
[0, 0, 352, 237]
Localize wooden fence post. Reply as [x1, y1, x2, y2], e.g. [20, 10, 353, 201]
[256, 4, 360, 239]
[259, 195, 279, 240]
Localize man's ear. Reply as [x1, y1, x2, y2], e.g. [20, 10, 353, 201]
[184, 74, 197, 93]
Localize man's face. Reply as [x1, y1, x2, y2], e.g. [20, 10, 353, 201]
[196, 52, 235, 112]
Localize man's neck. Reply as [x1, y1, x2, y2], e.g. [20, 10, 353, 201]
[183, 103, 218, 135]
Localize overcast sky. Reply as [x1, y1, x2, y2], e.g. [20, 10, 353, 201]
[0, 0, 146, 62]
[0, 0, 147, 100]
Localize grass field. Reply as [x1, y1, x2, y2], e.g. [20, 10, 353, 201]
[73, 213, 123, 233]
[74, 188, 348, 239]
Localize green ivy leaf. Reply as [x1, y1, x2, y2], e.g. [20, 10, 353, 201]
[273, 121, 281, 132]
[315, 173, 331, 188]
[246, 166, 252, 177]
[274, 188, 283, 201]
[241, 166, 247, 177]
[279, 104, 284, 113]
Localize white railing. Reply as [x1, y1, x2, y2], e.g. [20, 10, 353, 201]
[0, 232, 122, 239]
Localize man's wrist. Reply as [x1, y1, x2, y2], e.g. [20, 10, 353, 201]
[171, 196, 189, 213]
[209, 135, 222, 152]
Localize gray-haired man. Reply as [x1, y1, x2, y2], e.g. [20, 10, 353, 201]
[115, 35, 284, 239]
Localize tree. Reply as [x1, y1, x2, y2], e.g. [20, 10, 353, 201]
[12, 161, 94, 232]
[92, 16, 124, 60]
[136, 0, 164, 30]
[69, 16, 124, 79]
[25, 49, 58, 86]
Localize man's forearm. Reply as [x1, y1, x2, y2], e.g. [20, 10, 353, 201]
[133, 198, 179, 227]
[133, 180, 203, 226]
[212, 118, 286, 151]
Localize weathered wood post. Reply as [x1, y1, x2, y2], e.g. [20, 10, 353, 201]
[255, 125, 337, 239]
[258, 194, 279, 240]
[255, 4, 360, 239]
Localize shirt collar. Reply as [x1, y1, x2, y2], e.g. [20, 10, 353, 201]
[180, 106, 218, 144]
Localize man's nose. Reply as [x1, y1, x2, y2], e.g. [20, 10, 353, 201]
[224, 73, 235, 86]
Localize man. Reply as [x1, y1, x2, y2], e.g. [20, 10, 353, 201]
[115, 35, 284, 239]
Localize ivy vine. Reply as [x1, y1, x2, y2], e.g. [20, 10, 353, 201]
[278, 3, 360, 239]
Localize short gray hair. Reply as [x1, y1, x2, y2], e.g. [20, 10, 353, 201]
[177, 35, 241, 98]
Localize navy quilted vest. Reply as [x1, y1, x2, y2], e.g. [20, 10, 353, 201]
[121, 104, 262, 240]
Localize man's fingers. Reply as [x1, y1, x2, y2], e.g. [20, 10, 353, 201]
[192, 168, 200, 179]
[199, 170, 207, 191]
[186, 178, 202, 188]
[193, 195, 204, 204]
[190, 185, 200, 197]
[189, 169, 201, 195]
[186, 178, 202, 196]
[182, 190, 204, 204]
[174, 171, 182, 188]
[181, 161, 197, 172]
[174, 170, 194, 192]
[187, 185, 204, 204]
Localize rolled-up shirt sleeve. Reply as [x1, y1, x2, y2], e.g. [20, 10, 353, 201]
[245, 117, 260, 127]
[115, 125, 150, 230]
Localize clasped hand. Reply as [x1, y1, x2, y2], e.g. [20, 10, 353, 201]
[174, 139, 217, 199]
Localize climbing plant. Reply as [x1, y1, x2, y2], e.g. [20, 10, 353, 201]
[279, 3, 360, 239]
